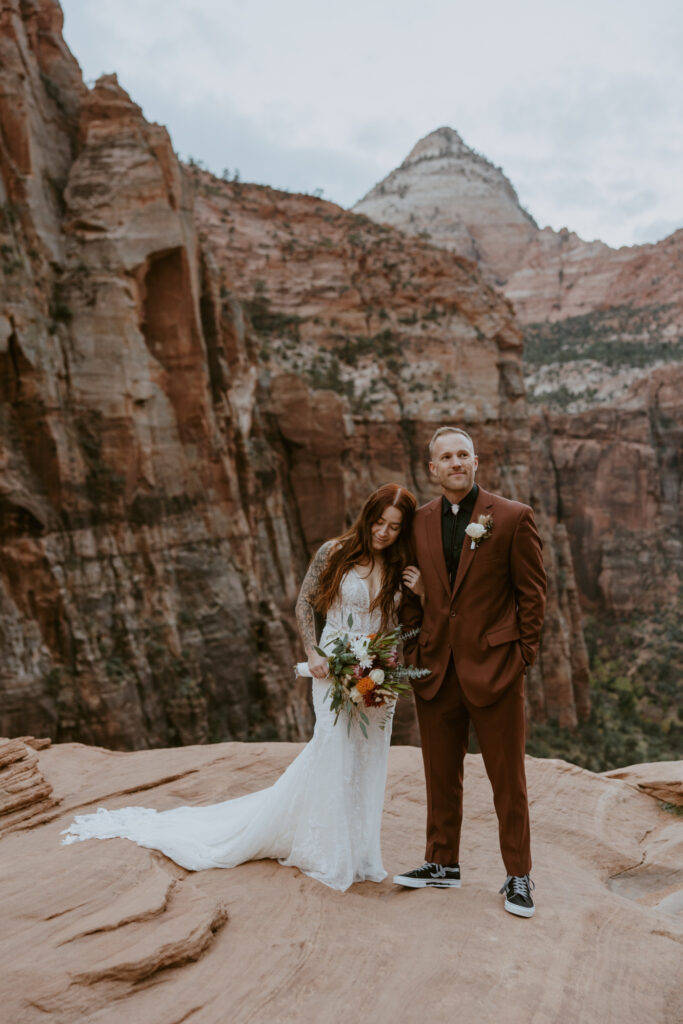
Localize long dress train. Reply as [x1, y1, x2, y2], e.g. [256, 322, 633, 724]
[61, 569, 394, 892]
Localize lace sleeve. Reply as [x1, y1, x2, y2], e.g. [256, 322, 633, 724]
[295, 541, 334, 656]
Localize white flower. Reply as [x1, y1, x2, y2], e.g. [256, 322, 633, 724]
[465, 522, 486, 539]
[350, 686, 363, 704]
[369, 668, 385, 685]
[350, 636, 373, 668]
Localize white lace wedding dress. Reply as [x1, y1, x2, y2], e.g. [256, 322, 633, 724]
[61, 568, 394, 892]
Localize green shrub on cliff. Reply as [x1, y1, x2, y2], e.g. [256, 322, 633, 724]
[526, 609, 683, 771]
[523, 303, 683, 369]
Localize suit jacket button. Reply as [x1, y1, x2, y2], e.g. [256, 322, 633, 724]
[450, 610, 456, 617]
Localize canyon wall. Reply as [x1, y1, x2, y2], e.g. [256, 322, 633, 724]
[0, 0, 313, 748]
[0, 1, 588, 749]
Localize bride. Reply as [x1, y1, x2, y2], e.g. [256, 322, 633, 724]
[62, 483, 419, 891]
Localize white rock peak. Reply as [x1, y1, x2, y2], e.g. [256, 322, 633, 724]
[354, 126, 539, 281]
[401, 126, 473, 165]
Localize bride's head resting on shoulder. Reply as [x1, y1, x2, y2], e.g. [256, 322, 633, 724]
[315, 483, 417, 629]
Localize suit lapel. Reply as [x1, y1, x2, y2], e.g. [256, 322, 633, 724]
[451, 487, 494, 600]
[424, 499, 450, 597]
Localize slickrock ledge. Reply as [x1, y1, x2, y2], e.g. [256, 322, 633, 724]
[0, 736, 60, 835]
[0, 742, 681, 1023]
[606, 762, 683, 808]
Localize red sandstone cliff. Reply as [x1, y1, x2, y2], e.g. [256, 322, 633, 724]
[1, 1, 314, 748]
[0, 1, 591, 749]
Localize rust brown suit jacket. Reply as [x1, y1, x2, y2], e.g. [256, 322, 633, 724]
[401, 487, 547, 706]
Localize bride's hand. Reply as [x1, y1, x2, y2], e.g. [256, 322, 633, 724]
[307, 649, 329, 679]
[402, 564, 424, 597]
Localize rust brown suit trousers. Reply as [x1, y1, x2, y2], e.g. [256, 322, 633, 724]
[401, 487, 547, 875]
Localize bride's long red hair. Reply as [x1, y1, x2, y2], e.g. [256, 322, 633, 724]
[315, 483, 417, 631]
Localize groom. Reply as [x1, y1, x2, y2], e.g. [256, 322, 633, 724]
[395, 426, 546, 917]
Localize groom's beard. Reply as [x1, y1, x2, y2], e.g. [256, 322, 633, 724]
[440, 469, 475, 497]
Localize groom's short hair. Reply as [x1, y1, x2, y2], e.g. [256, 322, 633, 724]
[428, 426, 474, 457]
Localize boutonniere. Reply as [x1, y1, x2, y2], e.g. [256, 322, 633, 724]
[465, 514, 494, 550]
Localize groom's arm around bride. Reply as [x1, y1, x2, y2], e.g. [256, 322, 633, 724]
[400, 492, 546, 704]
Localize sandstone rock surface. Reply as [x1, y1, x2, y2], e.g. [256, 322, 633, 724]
[0, 741, 681, 1023]
[607, 761, 683, 807]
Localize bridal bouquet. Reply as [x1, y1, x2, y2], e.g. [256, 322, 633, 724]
[298, 616, 430, 737]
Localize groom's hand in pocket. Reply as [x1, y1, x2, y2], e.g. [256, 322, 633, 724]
[518, 640, 532, 672]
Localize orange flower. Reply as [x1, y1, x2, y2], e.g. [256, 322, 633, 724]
[356, 677, 375, 695]
[367, 633, 377, 639]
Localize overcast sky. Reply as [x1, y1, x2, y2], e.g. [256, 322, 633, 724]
[60, 0, 683, 249]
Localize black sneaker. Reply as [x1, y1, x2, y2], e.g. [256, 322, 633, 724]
[500, 874, 535, 917]
[393, 862, 461, 888]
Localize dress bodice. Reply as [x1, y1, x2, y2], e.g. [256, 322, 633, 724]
[322, 568, 386, 639]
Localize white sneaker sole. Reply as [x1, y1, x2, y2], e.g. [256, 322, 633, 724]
[504, 899, 535, 917]
[393, 876, 461, 888]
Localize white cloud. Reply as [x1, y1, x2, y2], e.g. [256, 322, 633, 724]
[632, 218, 682, 244]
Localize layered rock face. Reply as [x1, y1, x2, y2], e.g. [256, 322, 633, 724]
[513, 230, 683, 763]
[1, 741, 681, 1022]
[0, 1, 588, 747]
[0, 735, 58, 835]
[1, 1, 314, 748]
[356, 128, 683, 757]
[192, 168, 532, 512]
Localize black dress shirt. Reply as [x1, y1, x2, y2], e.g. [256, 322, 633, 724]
[441, 483, 479, 584]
